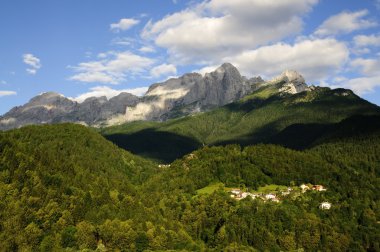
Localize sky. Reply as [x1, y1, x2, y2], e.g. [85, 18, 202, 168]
[1, 0, 380, 115]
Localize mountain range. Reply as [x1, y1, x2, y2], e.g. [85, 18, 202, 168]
[1, 63, 312, 130]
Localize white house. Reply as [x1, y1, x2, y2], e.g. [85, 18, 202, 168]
[300, 184, 310, 192]
[265, 194, 276, 200]
[313, 185, 327, 191]
[231, 189, 242, 195]
[320, 202, 332, 210]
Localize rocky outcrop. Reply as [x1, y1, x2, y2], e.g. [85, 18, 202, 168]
[125, 63, 263, 121]
[273, 70, 310, 94]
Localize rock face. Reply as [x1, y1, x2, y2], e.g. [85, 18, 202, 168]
[0, 92, 76, 129]
[274, 70, 310, 94]
[0, 63, 312, 130]
[0, 92, 140, 130]
[125, 63, 263, 121]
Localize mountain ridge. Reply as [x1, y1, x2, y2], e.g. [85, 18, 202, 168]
[1, 63, 312, 130]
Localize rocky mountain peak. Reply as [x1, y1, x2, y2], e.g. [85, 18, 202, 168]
[272, 70, 309, 94]
[278, 70, 305, 84]
[29, 92, 67, 104]
[207, 62, 241, 79]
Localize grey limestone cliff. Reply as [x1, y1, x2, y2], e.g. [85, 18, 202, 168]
[0, 92, 140, 130]
[125, 63, 263, 121]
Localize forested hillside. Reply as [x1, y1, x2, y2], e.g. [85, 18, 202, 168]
[0, 123, 379, 251]
[102, 86, 380, 162]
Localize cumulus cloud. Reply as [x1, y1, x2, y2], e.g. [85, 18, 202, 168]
[223, 39, 349, 82]
[142, 0, 318, 64]
[354, 34, 380, 47]
[0, 91, 17, 97]
[69, 51, 155, 84]
[23, 53, 41, 75]
[351, 57, 380, 76]
[110, 18, 140, 32]
[150, 63, 177, 78]
[342, 75, 380, 94]
[73, 86, 148, 103]
[334, 56, 380, 94]
[314, 10, 377, 37]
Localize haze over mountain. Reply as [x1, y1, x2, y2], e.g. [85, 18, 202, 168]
[0, 63, 315, 130]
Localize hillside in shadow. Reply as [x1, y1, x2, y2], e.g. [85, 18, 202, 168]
[104, 128, 202, 163]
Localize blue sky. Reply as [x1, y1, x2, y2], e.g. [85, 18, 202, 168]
[1, 0, 380, 115]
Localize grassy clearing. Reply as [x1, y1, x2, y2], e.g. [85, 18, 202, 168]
[251, 184, 289, 194]
[196, 182, 225, 195]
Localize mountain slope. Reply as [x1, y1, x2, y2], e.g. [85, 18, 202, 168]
[138, 129, 380, 251]
[2, 124, 232, 251]
[102, 84, 380, 162]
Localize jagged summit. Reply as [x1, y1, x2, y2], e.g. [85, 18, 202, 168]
[125, 63, 260, 122]
[271, 70, 310, 94]
[214, 62, 240, 74]
[275, 70, 305, 84]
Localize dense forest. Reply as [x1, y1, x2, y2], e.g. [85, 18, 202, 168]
[1, 121, 379, 251]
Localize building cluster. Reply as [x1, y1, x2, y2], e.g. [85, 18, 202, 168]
[158, 164, 171, 168]
[300, 184, 327, 193]
[230, 184, 332, 209]
[229, 188, 292, 203]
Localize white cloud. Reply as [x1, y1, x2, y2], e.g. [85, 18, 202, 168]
[139, 46, 156, 53]
[70, 72, 117, 84]
[69, 51, 155, 84]
[196, 65, 220, 76]
[1, 80, 7, 85]
[351, 57, 380, 76]
[0, 91, 17, 97]
[73, 86, 148, 103]
[111, 37, 136, 46]
[314, 10, 377, 37]
[110, 18, 140, 32]
[223, 39, 349, 82]
[337, 56, 380, 94]
[142, 0, 318, 64]
[354, 34, 380, 47]
[343, 75, 380, 94]
[150, 64, 177, 78]
[23, 53, 41, 75]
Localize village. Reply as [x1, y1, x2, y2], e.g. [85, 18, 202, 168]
[229, 183, 332, 210]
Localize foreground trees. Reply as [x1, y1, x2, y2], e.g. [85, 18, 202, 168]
[0, 124, 379, 251]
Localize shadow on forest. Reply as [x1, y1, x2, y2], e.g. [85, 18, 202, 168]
[214, 115, 380, 150]
[104, 128, 202, 163]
